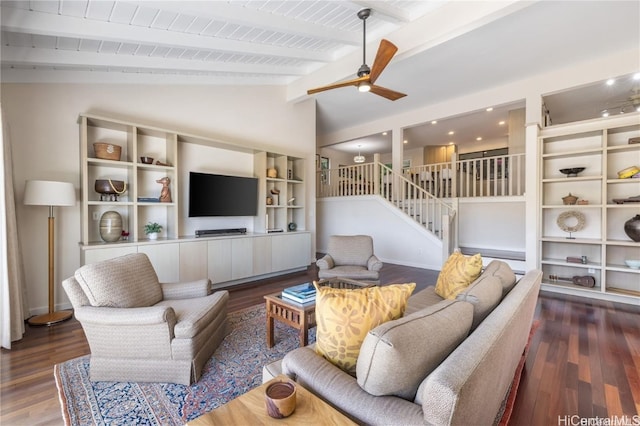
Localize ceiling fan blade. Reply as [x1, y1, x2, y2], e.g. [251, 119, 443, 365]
[370, 85, 406, 101]
[307, 76, 369, 95]
[369, 39, 398, 84]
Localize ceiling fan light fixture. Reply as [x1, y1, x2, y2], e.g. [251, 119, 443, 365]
[358, 81, 371, 92]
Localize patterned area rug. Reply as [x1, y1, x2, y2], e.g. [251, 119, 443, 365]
[54, 304, 315, 426]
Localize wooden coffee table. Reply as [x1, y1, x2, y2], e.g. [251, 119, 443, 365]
[264, 278, 373, 348]
[186, 375, 357, 425]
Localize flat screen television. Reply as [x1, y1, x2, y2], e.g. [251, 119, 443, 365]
[189, 172, 258, 217]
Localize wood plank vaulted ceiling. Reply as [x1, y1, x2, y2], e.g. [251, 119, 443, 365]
[1, 1, 639, 152]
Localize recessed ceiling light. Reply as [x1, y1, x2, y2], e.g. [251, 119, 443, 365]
[448, 131, 454, 135]
[403, 140, 408, 144]
[633, 72, 640, 80]
[498, 121, 506, 126]
[382, 131, 387, 135]
[448, 142, 454, 145]
[476, 137, 482, 141]
[486, 107, 493, 112]
[606, 78, 615, 86]
[602, 110, 610, 117]
[431, 120, 437, 125]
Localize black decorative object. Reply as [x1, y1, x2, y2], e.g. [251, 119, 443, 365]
[559, 167, 585, 177]
[624, 214, 640, 242]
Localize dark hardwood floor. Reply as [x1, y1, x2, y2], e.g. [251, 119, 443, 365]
[1, 263, 638, 425]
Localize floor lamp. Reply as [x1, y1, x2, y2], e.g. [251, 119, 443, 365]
[23, 180, 76, 326]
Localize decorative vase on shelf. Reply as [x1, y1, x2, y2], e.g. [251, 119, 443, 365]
[99, 211, 122, 242]
[147, 232, 159, 240]
[624, 214, 640, 242]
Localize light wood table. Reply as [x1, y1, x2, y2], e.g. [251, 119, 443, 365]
[186, 375, 357, 425]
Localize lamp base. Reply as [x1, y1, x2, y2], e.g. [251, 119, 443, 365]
[27, 310, 73, 326]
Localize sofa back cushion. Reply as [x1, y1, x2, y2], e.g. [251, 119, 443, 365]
[481, 260, 517, 296]
[327, 235, 374, 266]
[74, 253, 162, 308]
[356, 299, 473, 400]
[455, 274, 503, 330]
[314, 282, 416, 375]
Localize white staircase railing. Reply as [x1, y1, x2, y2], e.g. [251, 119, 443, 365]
[317, 162, 456, 243]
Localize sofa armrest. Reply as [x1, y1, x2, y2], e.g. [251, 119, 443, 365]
[74, 305, 176, 326]
[367, 255, 383, 272]
[282, 347, 424, 425]
[316, 254, 334, 270]
[161, 279, 211, 299]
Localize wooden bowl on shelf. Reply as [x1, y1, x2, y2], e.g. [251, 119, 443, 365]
[559, 167, 585, 177]
[140, 156, 154, 164]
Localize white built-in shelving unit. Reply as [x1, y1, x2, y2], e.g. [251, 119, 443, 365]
[538, 113, 640, 303]
[79, 113, 310, 287]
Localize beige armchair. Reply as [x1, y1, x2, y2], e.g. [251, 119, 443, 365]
[62, 253, 229, 385]
[316, 235, 383, 284]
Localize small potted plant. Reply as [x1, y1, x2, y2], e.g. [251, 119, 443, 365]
[144, 222, 162, 240]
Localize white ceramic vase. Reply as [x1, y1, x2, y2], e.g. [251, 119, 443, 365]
[147, 232, 159, 240]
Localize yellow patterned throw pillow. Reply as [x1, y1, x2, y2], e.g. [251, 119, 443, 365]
[314, 282, 416, 375]
[435, 251, 483, 299]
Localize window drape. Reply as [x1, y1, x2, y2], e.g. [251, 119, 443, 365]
[1, 104, 28, 349]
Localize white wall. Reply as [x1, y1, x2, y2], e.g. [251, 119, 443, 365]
[1, 84, 316, 315]
[317, 196, 443, 270]
[458, 199, 525, 252]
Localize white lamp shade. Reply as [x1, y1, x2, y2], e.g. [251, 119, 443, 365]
[24, 180, 76, 206]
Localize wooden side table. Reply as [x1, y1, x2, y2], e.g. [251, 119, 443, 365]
[186, 375, 357, 425]
[264, 279, 374, 348]
[264, 293, 314, 348]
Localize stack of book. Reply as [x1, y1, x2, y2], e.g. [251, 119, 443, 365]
[282, 282, 316, 305]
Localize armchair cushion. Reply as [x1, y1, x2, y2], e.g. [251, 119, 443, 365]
[75, 253, 162, 308]
[156, 291, 228, 339]
[327, 235, 374, 267]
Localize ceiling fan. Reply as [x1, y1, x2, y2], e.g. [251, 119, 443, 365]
[307, 8, 406, 101]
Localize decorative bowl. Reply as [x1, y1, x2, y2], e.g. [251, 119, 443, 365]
[617, 165, 640, 179]
[559, 167, 585, 177]
[624, 259, 640, 269]
[140, 156, 154, 164]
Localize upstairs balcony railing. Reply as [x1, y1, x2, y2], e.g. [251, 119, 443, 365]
[317, 152, 525, 199]
[403, 153, 525, 198]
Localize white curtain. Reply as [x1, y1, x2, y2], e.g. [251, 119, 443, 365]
[1, 104, 28, 349]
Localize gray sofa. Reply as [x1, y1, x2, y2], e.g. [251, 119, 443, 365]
[263, 260, 542, 425]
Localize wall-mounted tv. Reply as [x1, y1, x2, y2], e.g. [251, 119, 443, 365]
[189, 172, 258, 217]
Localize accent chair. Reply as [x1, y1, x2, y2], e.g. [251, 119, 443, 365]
[316, 235, 383, 284]
[62, 252, 229, 385]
